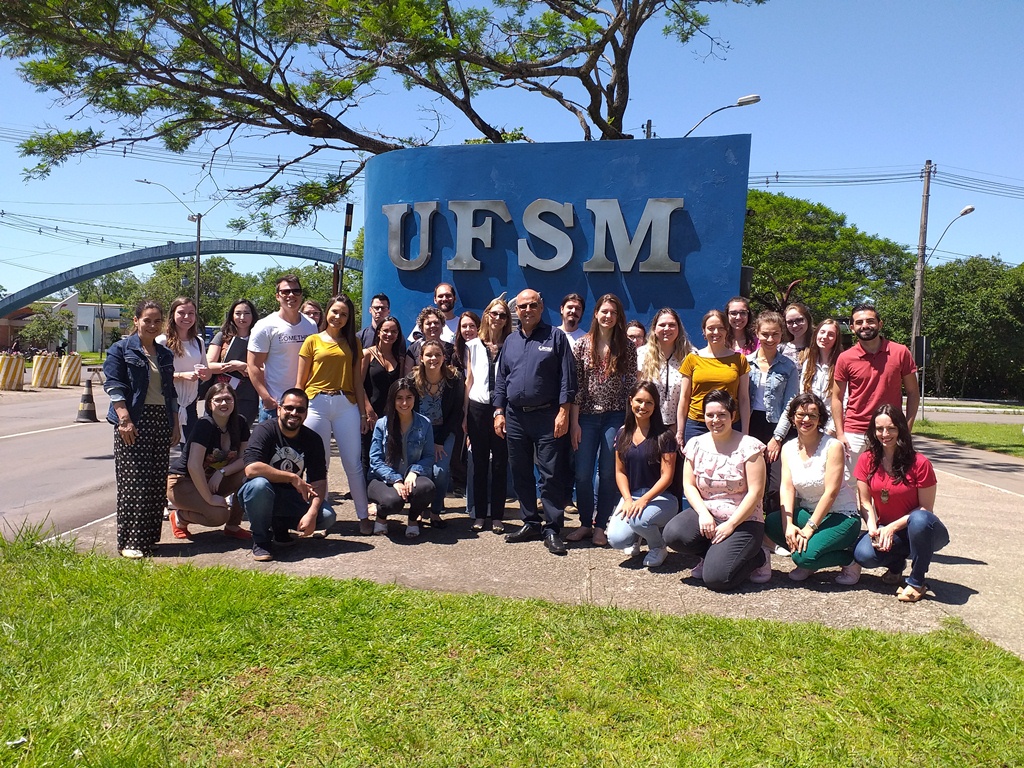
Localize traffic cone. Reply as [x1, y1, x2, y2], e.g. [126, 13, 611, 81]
[76, 379, 99, 423]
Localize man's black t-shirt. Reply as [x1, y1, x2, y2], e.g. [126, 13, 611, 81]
[244, 419, 327, 485]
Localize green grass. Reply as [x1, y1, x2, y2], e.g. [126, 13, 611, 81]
[2, 532, 1023, 767]
[916, 419, 1024, 458]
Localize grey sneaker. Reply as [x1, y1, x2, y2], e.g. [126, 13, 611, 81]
[643, 547, 668, 568]
[252, 543, 274, 562]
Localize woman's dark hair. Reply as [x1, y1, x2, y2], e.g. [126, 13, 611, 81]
[373, 315, 406, 360]
[725, 296, 757, 351]
[586, 293, 631, 377]
[202, 382, 242, 446]
[220, 299, 259, 343]
[383, 377, 419, 466]
[324, 294, 358, 353]
[755, 310, 785, 334]
[783, 302, 814, 345]
[454, 311, 481, 366]
[616, 381, 673, 465]
[703, 388, 738, 417]
[786, 392, 828, 432]
[164, 296, 199, 356]
[132, 300, 163, 332]
[865, 404, 917, 485]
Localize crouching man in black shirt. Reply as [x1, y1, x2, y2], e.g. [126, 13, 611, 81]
[239, 388, 336, 561]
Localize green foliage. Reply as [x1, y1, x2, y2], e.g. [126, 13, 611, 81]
[0, 0, 765, 225]
[18, 303, 76, 348]
[892, 258, 1024, 399]
[742, 190, 913, 320]
[2, 533, 1023, 767]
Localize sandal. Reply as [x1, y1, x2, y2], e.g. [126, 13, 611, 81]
[492, 520, 505, 535]
[472, 518, 486, 532]
[223, 525, 252, 541]
[897, 584, 927, 603]
[169, 510, 190, 540]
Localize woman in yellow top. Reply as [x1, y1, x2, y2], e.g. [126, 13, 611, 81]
[296, 294, 374, 533]
[675, 309, 751, 446]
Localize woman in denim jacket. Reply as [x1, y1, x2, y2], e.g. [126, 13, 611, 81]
[746, 310, 800, 516]
[103, 300, 180, 558]
[368, 378, 436, 539]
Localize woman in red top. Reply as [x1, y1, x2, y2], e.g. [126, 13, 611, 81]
[850, 404, 949, 601]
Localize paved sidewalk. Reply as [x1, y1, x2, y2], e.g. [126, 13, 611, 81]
[63, 436, 1024, 658]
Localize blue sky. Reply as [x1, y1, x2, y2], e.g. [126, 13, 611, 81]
[1, 0, 1021, 299]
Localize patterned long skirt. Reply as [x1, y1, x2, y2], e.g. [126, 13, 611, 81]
[114, 404, 172, 553]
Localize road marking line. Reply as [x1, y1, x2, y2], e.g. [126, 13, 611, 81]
[43, 513, 116, 544]
[934, 468, 1024, 499]
[0, 423, 95, 440]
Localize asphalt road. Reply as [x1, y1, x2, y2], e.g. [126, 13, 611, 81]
[1, 385, 118, 539]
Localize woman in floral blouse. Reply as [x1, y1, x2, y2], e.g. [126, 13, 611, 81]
[567, 293, 638, 547]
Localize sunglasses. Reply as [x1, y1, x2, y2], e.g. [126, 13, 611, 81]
[278, 288, 303, 296]
[488, 311, 508, 319]
[517, 302, 540, 310]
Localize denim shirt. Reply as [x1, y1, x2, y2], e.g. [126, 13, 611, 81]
[368, 413, 435, 484]
[746, 350, 800, 440]
[102, 334, 179, 426]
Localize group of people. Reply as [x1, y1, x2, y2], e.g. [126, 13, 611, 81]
[103, 277, 948, 602]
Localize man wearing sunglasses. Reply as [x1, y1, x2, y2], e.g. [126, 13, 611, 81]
[493, 289, 577, 555]
[247, 274, 318, 422]
[239, 388, 336, 562]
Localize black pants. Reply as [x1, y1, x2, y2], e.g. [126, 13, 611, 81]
[367, 478, 435, 521]
[467, 400, 508, 520]
[664, 508, 766, 591]
[748, 410, 783, 516]
[506, 405, 569, 533]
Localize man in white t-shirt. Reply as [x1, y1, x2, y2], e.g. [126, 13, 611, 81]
[247, 274, 318, 422]
[557, 293, 587, 344]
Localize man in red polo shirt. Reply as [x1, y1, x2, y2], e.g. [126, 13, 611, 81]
[832, 305, 919, 474]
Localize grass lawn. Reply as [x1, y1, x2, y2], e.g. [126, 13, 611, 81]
[916, 419, 1024, 459]
[2, 533, 1023, 768]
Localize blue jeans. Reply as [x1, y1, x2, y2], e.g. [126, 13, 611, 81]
[258, 402, 277, 423]
[683, 417, 709, 446]
[239, 477, 337, 547]
[605, 491, 680, 549]
[431, 432, 457, 515]
[853, 508, 949, 589]
[575, 411, 625, 530]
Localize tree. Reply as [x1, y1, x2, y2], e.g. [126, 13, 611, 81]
[18, 303, 76, 350]
[882, 257, 1024, 399]
[742, 191, 913, 321]
[0, 0, 764, 226]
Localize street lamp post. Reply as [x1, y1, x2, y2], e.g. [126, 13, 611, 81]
[136, 180, 225, 317]
[682, 94, 761, 138]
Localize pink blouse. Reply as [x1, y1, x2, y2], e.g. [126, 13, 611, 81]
[684, 433, 766, 523]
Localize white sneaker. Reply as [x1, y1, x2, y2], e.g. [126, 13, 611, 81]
[835, 562, 862, 586]
[749, 547, 773, 583]
[622, 542, 642, 557]
[690, 559, 704, 580]
[405, 524, 420, 539]
[373, 521, 388, 535]
[643, 547, 668, 568]
[120, 549, 144, 559]
[775, 545, 791, 557]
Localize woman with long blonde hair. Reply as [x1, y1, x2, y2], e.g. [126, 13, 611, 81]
[638, 307, 692, 434]
[157, 296, 211, 444]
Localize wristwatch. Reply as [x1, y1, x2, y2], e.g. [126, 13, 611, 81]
[493, 409, 504, 417]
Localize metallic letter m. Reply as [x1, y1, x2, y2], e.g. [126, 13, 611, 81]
[583, 198, 685, 273]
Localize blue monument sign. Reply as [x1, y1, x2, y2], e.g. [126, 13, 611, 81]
[363, 136, 751, 334]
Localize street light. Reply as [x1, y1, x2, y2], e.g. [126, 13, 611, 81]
[683, 94, 761, 138]
[911, 204, 975, 343]
[136, 179, 226, 316]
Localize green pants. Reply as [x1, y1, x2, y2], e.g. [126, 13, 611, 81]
[765, 507, 861, 571]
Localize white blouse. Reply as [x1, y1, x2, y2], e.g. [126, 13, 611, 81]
[783, 435, 858, 516]
[636, 346, 683, 426]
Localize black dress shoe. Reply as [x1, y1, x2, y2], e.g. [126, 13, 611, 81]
[544, 530, 567, 555]
[505, 524, 542, 543]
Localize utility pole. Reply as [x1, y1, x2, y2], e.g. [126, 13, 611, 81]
[645, 120, 653, 139]
[910, 160, 934, 345]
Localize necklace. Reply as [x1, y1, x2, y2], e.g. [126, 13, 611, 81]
[424, 379, 444, 398]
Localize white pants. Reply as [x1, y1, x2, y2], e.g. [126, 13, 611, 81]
[305, 392, 369, 519]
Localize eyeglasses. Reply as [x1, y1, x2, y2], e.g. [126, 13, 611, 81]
[727, 310, 748, 317]
[281, 405, 308, 414]
[488, 311, 508, 319]
[211, 397, 235, 405]
[793, 412, 818, 421]
[786, 318, 806, 326]
[517, 302, 540, 310]
[278, 288, 303, 296]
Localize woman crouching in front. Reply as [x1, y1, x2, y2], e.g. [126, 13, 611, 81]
[849, 404, 949, 601]
[663, 389, 771, 590]
[165, 382, 252, 542]
[367, 378, 436, 539]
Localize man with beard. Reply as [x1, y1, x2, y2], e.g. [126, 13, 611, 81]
[409, 283, 459, 343]
[557, 293, 587, 344]
[239, 388, 336, 562]
[832, 305, 919, 471]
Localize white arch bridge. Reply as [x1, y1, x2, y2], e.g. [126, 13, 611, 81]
[0, 239, 363, 316]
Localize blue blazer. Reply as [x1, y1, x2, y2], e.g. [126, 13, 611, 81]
[102, 334, 178, 426]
